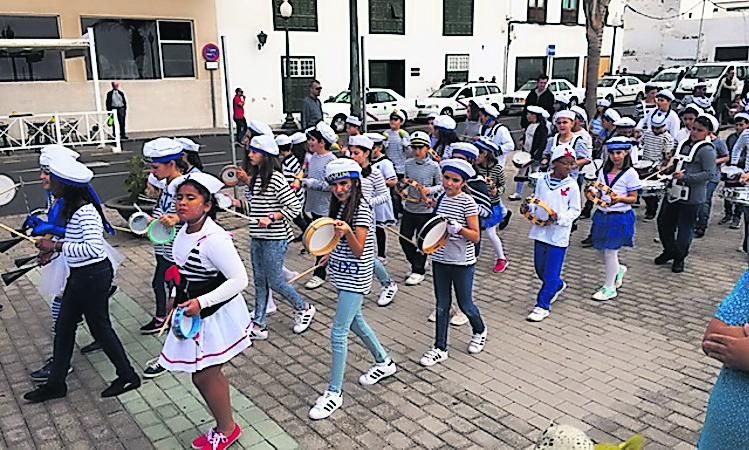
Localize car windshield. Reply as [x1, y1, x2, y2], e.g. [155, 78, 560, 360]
[518, 80, 538, 91]
[652, 72, 679, 82]
[429, 86, 460, 98]
[685, 65, 725, 79]
[597, 78, 617, 87]
[331, 91, 351, 103]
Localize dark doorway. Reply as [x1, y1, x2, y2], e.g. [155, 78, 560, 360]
[369, 60, 405, 96]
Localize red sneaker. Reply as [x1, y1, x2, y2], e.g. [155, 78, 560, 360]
[192, 428, 215, 449]
[493, 259, 509, 273]
[202, 424, 241, 450]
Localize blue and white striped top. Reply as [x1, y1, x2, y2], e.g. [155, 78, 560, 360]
[62, 204, 107, 267]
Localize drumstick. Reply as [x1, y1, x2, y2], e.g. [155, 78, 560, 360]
[642, 167, 669, 182]
[158, 309, 175, 337]
[219, 207, 258, 224]
[377, 225, 415, 244]
[288, 264, 324, 284]
[0, 223, 37, 243]
[133, 203, 145, 214]
[111, 225, 139, 235]
[0, 183, 20, 198]
[137, 195, 157, 203]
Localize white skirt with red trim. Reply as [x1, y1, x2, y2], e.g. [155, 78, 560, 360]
[158, 294, 252, 373]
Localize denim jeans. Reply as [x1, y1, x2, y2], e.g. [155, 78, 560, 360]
[533, 240, 568, 310]
[696, 180, 719, 231]
[433, 262, 485, 351]
[328, 290, 388, 393]
[657, 201, 700, 261]
[373, 258, 391, 287]
[251, 239, 306, 327]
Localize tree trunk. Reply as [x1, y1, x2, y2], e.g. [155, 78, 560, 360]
[583, 0, 612, 117]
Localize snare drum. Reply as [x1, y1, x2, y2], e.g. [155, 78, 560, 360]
[633, 160, 656, 179]
[147, 220, 177, 245]
[172, 307, 202, 339]
[303, 218, 340, 256]
[721, 165, 744, 183]
[128, 212, 151, 235]
[416, 216, 448, 254]
[512, 152, 532, 169]
[722, 186, 749, 206]
[640, 179, 667, 196]
[520, 197, 556, 226]
[220, 165, 240, 187]
[0, 174, 17, 206]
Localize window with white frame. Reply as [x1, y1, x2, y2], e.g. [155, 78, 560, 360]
[0, 15, 65, 82]
[282, 57, 316, 77]
[445, 54, 469, 83]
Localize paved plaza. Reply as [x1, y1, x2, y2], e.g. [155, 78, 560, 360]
[0, 188, 744, 449]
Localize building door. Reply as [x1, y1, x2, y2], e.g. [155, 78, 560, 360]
[582, 56, 611, 86]
[369, 60, 405, 97]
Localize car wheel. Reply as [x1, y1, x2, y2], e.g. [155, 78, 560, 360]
[606, 95, 614, 105]
[569, 97, 578, 107]
[635, 92, 645, 103]
[331, 114, 347, 133]
[440, 107, 453, 117]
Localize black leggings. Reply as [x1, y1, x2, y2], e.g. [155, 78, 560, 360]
[376, 226, 387, 258]
[151, 254, 171, 318]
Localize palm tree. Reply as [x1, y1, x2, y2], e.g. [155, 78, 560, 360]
[583, 0, 612, 116]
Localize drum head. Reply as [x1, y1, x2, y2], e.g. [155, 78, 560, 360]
[512, 152, 532, 168]
[0, 174, 16, 206]
[147, 220, 176, 244]
[304, 218, 339, 256]
[633, 160, 653, 169]
[214, 192, 233, 209]
[128, 212, 151, 235]
[529, 172, 545, 180]
[418, 216, 448, 254]
[220, 165, 239, 187]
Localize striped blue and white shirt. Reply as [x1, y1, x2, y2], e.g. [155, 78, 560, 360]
[329, 200, 375, 295]
[432, 192, 478, 266]
[62, 204, 107, 267]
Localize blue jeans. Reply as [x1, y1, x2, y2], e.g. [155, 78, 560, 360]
[373, 258, 391, 286]
[696, 180, 719, 231]
[433, 262, 485, 351]
[533, 240, 568, 310]
[329, 290, 388, 393]
[251, 239, 306, 327]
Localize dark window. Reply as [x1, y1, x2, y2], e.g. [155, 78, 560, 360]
[457, 87, 472, 99]
[515, 57, 546, 90]
[475, 86, 488, 96]
[527, 0, 547, 24]
[445, 54, 469, 83]
[561, 0, 579, 24]
[376, 91, 396, 102]
[370, 0, 405, 35]
[366, 92, 378, 103]
[551, 57, 579, 85]
[715, 46, 749, 62]
[272, 0, 318, 31]
[443, 0, 474, 36]
[0, 15, 64, 82]
[158, 21, 194, 78]
[281, 56, 315, 113]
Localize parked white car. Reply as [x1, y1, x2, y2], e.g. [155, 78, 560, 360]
[415, 81, 505, 119]
[596, 75, 646, 105]
[648, 67, 686, 91]
[323, 88, 418, 132]
[675, 62, 749, 101]
[505, 78, 585, 114]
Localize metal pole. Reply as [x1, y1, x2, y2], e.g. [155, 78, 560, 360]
[695, 0, 707, 63]
[220, 35, 237, 168]
[360, 36, 367, 132]
[282, 22, 296, 129]
[611, 26, 617, 75]
[349, 0, 362, 116]
[87, 27, 107, 149]
[210, 70, 217, 128]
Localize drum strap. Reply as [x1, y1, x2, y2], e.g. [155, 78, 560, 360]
[602, 169, 627, 189]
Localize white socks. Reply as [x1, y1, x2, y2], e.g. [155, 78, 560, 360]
[602, 249, 619, 289]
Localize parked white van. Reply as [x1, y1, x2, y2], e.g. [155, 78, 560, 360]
[675, 62, 749, 100]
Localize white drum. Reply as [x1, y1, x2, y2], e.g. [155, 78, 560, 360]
[128, 212, 151, 235]
[722, 186, 749, 206]
[640, 179, 667, 196]
[581, 159, 603, 181]
[0, 174, 17, 206]
[721, 165, 744, 182]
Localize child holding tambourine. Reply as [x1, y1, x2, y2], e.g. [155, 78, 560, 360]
[526, 144, 581, 322]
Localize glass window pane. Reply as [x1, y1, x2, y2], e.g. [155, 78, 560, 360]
[158, 21, 192, 41]
[515, 57, 546, 90]
[273, 0, 318, 31]
[0, 15, 64, 82]
[551, 57, 579, 86]
[161, 43, 194, 77]
[82, 18, 161, 80]
[370, 0, 405, 34]
[475, 86, 488, 95]
[488, 86, 500, 94]
[443, 0, 473, 36]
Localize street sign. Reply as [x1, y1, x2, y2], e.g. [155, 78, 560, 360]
[547, 44, 556, 57]
[202, 43, 220, 62]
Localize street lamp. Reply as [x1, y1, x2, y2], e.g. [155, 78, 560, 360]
[280, 0, 296, 129]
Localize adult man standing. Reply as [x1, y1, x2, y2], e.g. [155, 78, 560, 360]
[521, 74, 555, 129]
[232, 88, 247, 143]
[105, 82, 128, 139]
[302, 79, 324, 130]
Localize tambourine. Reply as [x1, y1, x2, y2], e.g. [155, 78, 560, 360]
[128, 212, 151, 235]
[0, 174, 19, 207]
[172, 307, 202, 339]
[585, 181, 614, 208]
[512, 152, 533, 169]
[416, 216, 448, 255]
[520, 197, 557, 227]
[398, 178, 430, 204]
[303, 217, 340, 256]
[721, 165, 744, 182]
[220, 165, 240, 187]
[147, 219, 177, 245]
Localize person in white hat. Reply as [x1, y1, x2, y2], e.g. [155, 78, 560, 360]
[24, 157, 139, 403]
[478, 102, 514, 167]
[426, 112, 439, 147]
[419, 158, 487, 368]
[638, 89, 679, 140]
[274, 134, 309, 236]
[157, 172, 251, 449]
[656, 113, 717, 273]
[634, 84, 660, 123]
[590, 98, 611, 138]
[721, 112, 749, 230]
[383, 110, 410, 190]
[433, 115, 459, 158]
[475, 137, 511, 273]
[639, 110, 676, 221]
[525, 144, 581, 322]
[176, 137, 204, 173]
[695, 115, 731, 238]
[308, 158, 396, 421]
[570, 105, 593, 161]
[610, 117, 640, 165]
[344, 115, 362, 142]
[366, 132, 399, 262]
[514, 105, 550, 200]
[540, 110, 591, 186]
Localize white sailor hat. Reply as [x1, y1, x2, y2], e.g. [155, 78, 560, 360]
[527, 105, 546, 116]
[656, 89, 675, 101]
[693, 96, 712, 110]
[694, 80, 708, 90]
[389, 109, 406, 121]
[306, 121, 338, 144]
[474, 136, 500, 156]
[554, 110, 576, 122]
[434, 115, 457, 131]
[550, 144, 577, 162]
[143, 137, 183, 163]
[596, 99, 611, 108]
[449, 142, 480, 161]
[697, 112, 719, 132]
[605, 136, 634, 152]
[348, 135, 374, 150]
[681, 103, 703, 116]
[554, 97, 570, 106]
[426, 112, 439, 120]
[479, 103, 500, 118]
[174, 172, 225, 195]
[249, 135, 280, 156]
[570, 105, 588, 123]
[345, 115, 362, 127]
[39, 145, 80, 169]
[614, 116, 637, 128]
[649, 110, 668, 128]
[290, 131, 307, 145]
[275, 134, 292, 147]
[364, 132, 386, 144]
[175, 137, 200, 153]
[734, 112, 749, 123]
[49, 156, 93, 185]
[440, 158, 475, 180]
[248, 120, 273, 136]
[324, 158, 362, 183]
[409, 131, 431, 147]
[540, 109, 551, 119]
[603, 109, 621, 122]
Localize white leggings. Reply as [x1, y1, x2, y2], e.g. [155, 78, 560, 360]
[485, 224, 506, 260]
[599, 249, 619, 289]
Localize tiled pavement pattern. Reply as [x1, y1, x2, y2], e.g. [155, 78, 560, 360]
[0, 187, 745, 449]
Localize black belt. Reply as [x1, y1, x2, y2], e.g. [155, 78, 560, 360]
[597, 210, 627, 215]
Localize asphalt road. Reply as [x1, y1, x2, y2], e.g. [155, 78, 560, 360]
[0, 105, 634, 218]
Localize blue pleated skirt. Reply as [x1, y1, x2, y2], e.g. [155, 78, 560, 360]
[591, 209, 636, 250]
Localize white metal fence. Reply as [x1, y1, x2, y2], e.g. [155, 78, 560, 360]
[0, 110, 121, 153]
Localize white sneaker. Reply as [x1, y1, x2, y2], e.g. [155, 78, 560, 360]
[508, 193, 521, 201]
[592, 286, 617, 301]
[405, 273, 425, 286]
[427, 309, 436, 322]
[450, 311, 469, 326]
[293, 305, 316, 334]
[615, 265, 627, 289]
[308, 390, 343, 420]
[467, 329, 487, 354]
[420, 348, 448, 367]
[284, 269, 300, 281]
[550, 281, 567, 304]
[377, 283, 398, 306]
[527, 307, 550, 322]
[305, 276, 325, 290]
[378, 256, 388, 265]
[358, 358, 397, 385]
[248, 323, 269, 340]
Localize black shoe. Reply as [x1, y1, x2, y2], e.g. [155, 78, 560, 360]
[0, 303, 3, 312]
[23, 384, 67, 403]
[718, 215, 732, 225]
[31, 358, 73, 382]
[81, 341, 103, 354]
[694, 229, 705, 239]
[142, 359, 167, 379]
[581, 236, 593, 248]
[730, 218, 741, 230]
[579, 210, 591, 219]
[108, 285, 118, 298]
[101, 375, 141, 398]
[498, 210, 513, 231]
[571, 222, 578, 233]
[139, 317, 165, 335]
[672, 259, 685, 273]
[654, 253, 673, 265]
[643, 213, 656, 222]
